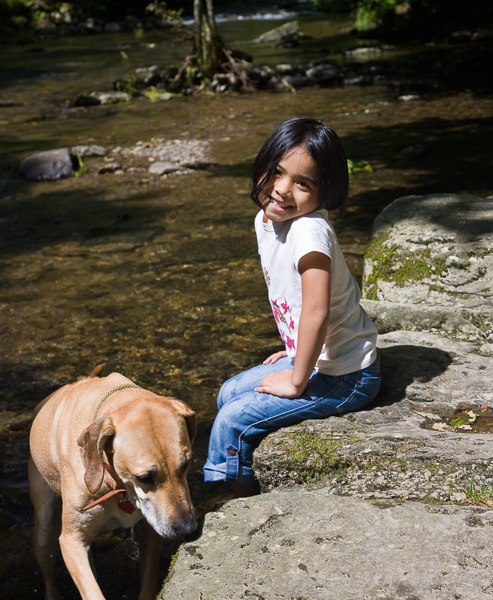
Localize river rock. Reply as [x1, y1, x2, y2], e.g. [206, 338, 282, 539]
[252, 20, 302, 45]
[71, 144, 108, 157]
[161, 490, 493, 600]
[19, 148, 74, 181]
[361, 194, 493, 346]
[306, 59, 341, 85]
[72, 91, 132, 106]
[254, 330, 493, 500]
[148, 161, 181, 175]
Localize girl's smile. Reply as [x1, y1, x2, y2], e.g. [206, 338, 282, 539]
[260, 145, 320, 224]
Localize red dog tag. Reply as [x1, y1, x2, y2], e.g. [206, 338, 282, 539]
[118, 499, 136, 515]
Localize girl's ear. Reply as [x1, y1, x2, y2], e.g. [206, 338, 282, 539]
[77, 417, 116, 494]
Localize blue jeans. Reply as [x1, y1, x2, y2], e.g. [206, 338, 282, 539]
[203, 354, 381, 487]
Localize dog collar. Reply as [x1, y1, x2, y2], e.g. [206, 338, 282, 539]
[82, 384, 141, 512]
[82, 462, 136, 514]
[91, 383, 141, 422]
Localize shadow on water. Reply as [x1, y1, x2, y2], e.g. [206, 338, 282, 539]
[0, 184, 167, 259]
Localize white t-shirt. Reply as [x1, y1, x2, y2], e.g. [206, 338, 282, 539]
[255, 209, 377, 376]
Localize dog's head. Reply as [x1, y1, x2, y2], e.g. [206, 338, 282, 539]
[77, 395, 197, 539]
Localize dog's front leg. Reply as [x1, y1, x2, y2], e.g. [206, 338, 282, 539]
[134, 520, 162, 600]
[59, 524, 106, 600]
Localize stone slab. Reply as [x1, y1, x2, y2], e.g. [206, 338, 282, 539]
[253, 331, 493, 501]
[161, 490, 493, 600]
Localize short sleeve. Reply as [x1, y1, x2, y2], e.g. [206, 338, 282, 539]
[289, 212, 334, 271]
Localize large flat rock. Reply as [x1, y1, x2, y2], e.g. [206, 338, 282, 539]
[161, 490, 493, 600]
[253, 331, 493, 501]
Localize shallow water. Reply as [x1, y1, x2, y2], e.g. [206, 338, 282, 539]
[1, 12, 493, 599]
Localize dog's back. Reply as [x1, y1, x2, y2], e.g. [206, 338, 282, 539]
[30, 371, 135, 495]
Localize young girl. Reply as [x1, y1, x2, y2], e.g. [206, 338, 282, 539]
[203, 117, 381, 497]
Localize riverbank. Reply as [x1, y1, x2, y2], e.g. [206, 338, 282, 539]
[161, 193, 493, 599]
[1, 10, 493, 599]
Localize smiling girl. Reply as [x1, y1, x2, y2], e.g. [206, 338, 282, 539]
[203, 118, 381, 497]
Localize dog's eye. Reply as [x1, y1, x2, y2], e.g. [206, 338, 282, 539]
[134, 473, 155, 485]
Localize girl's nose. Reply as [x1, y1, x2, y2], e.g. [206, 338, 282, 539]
[274, 175, 290, 196]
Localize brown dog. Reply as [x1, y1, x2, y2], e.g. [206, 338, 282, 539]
[28, 365, 197, 600]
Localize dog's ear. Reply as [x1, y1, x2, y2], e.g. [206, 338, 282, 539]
[77, 417, 115, 494]
[168, 399, 197, 446]
[183, 409, 197, 446]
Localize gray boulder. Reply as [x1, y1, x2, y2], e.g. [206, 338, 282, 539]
[19, 148, 74, 181]
[362, 193, 493, 348]
[252, 21, 302, 45]
[161, 490, 493, 600]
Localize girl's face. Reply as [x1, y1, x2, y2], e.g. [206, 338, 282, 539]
[259, 145, 320, 224]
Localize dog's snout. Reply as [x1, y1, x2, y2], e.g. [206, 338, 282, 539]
[174, 514, 197, 538]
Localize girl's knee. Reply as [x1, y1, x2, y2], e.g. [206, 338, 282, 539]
[217, 377, 237, 409]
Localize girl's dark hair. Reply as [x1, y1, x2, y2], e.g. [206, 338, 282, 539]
[250, 117, 349, 216]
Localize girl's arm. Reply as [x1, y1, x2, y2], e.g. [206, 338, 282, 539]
[255, 251, 331, 398]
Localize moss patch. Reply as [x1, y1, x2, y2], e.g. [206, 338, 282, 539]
[281, 431, 354, 483]
[363, 233, 447, 300]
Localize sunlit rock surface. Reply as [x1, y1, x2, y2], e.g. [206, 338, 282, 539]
[255, 331, 493, 499]
[361, 193, 493, 349]
[161, 490, 493, 600]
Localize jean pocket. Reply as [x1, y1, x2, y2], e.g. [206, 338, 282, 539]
[336, 374, 381, 415]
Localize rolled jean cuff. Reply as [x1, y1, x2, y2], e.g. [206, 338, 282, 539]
[203, 453, 256, 485]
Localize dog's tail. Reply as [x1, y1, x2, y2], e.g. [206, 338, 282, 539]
[89, 363, 106, 378]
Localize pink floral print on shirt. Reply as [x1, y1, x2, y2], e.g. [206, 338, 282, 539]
[271, 297, 296, 351]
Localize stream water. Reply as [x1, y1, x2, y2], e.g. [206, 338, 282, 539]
[1, 11, 492, 599]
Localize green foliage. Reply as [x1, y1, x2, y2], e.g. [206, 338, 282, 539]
[74, 154, 86, 178]
[145, 0, 183, 26]
[0, 0, 34, 28]
[450, 411, 477, 427]
[352, 0, 493, 36]
[462, 482, 493, 507]
[115, 51, 139, 96]
[347, 158, 373, 175]
[142, 86, 164, 102]
[354, 0, 406, 31]
[142, 86, 182, 101]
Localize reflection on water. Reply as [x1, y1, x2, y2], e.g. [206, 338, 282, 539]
[1, 13, 493, 599]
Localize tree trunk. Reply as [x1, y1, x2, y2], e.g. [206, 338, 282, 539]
[193, 0, 223, 79]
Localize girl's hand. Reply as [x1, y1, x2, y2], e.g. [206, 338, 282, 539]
[262, 350, 288, 365]
[255, 369, 302, 399]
